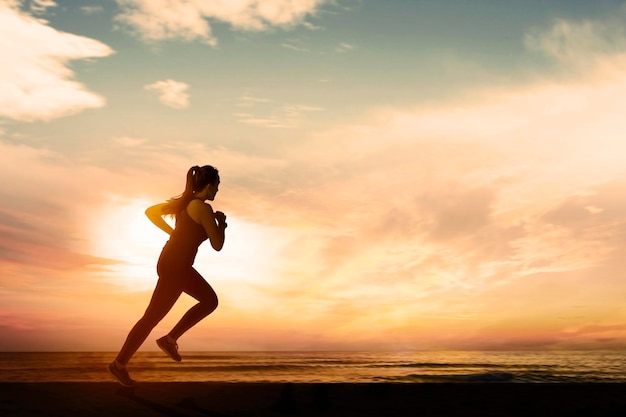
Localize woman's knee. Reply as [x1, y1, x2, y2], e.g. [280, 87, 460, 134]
[185, 272, 219, 312]
[201, 292, 218, 313]
[209, 293, 219, 312]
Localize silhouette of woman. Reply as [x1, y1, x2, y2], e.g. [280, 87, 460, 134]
[109, 165, 226, 387]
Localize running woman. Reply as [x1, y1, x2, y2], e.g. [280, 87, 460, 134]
[109, 165, 226, 387]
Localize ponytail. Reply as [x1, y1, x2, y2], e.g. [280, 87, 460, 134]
[162, 165, 220, 218]
[184, 165, 200, 196]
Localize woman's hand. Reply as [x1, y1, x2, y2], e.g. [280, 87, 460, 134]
[188, 201, 226, 251]
[215, 211, 227, 228]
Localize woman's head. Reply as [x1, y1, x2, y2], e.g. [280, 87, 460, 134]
[163, 165, 220, 216]
[187, 165, 219, 192]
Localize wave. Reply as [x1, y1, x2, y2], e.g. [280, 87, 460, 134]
[385, 372, 516, 383]
[369, 362, 557, 369]
[144, 364, 316, 373]
[383, 372, 616, 383]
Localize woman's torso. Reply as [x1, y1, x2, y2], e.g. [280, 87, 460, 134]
[159, 201, 208, 267]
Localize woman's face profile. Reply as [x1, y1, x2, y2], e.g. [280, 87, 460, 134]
[207, 180, 220, 201]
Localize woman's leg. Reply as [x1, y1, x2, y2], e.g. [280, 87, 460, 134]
[167, 268, 218, 340]
[115, 273, 184, 365]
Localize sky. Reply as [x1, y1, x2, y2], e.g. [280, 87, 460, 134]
[2, 0, 626, 352]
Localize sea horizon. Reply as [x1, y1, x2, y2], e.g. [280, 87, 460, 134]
[2, 350, 625, 384]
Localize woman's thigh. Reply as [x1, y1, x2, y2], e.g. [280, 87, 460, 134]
[184, 268, 218, 306]
[141, 270, 185, 321]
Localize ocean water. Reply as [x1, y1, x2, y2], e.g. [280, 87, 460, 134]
[1, 351, 625, 383]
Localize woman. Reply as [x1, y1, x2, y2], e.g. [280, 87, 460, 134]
[109, 165, 227, 387]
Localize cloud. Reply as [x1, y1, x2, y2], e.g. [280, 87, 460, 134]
[334, 42, 354, 53]
[80, 5, 103, 15]
[280, 35, 316, 52]
[236, 94, 273, 107]
[144, 79, 190, 109]
[234, 113, 293, 128]
[524, 5, 626, 69]
[0, 1, 114, 121]
[281, 41, 309, 52]
[114, 0, 328, 45]
[28, 0, 56, 15]
[283, 104, 323, 116]
[234, 94, 323, 128]
[302, 21, 322, 31]
[111, 136, 147, 147]
[0, 142, 122, 288]
[217, 15, 626, 348]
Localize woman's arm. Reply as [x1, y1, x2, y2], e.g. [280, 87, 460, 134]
[145, 203, 174, 235]
[188, 200, 226, 251]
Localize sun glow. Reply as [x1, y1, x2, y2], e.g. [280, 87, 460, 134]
[86, 195, 290, 293]
[196, 216, 291, 286]
[88, 196, 169, 290]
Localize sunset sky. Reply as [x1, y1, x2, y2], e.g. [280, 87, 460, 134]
[2, 0, 626, 352]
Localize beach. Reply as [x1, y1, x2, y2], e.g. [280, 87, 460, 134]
[2, 382, 626, 417]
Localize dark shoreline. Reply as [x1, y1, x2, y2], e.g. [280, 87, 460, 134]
[2, 382, 626, 416]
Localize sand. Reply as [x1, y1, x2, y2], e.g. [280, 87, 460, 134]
[2, 382, 626, 417]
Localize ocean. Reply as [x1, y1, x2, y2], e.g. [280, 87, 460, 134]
[1, 351, 625, 383]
